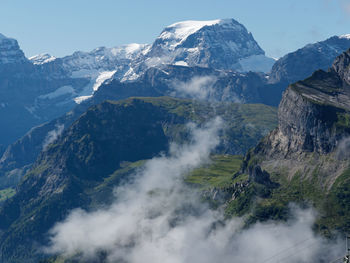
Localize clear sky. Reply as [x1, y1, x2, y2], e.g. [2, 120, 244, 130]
[1, 0, 350, 59]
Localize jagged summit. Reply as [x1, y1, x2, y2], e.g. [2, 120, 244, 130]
[29, 53, 56, 65]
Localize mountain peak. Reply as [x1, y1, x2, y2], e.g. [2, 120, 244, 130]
[142, 18, 274, 73]
[29, 53, 57, 65]
[159, 19, 241, 48]
[158, 18, 249, 51]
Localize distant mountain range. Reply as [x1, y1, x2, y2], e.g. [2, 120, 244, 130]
[0, 19, 350, 151]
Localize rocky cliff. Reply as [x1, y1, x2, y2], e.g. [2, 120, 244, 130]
[225, 49, 350, 234]
[258, 50, 350, 159]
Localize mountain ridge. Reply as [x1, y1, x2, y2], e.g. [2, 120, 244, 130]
[0, 96, 277, 262]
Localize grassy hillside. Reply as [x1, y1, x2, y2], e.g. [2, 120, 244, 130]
[0, 97, 277, 262]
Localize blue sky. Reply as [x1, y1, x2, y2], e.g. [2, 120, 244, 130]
[1, 0, 350, 58]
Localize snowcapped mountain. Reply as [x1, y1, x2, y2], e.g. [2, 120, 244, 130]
[0, 33, 27, 64]
[60, 43, 149, 73]
[31, 43, 150, 103]
[138, 19, 275, 73]
[28, 18, 274, 102]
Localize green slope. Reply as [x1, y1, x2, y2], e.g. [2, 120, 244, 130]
[0, 97, 277, 263]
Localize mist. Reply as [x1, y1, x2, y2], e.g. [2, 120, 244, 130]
[336, 136, 350, 160]
[171, 76, 217, 100]
[46, 118, 343, 263]
[42, 124, 64, 150]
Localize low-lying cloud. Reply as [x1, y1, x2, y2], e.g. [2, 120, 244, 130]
[171, 76, 217, 100]
[42, 124, 64, 150]
[46, 118, 343, 263]
[335, 136, 350, 160]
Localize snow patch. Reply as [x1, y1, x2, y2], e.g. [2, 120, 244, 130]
[92, 70, 116, 91]
[121, 67, 140, 82]
[73, 70, 116, 104]
[174, 61, 188, 66]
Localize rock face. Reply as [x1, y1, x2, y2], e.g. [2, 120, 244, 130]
[260, 51, 350, 158]
[223, 50, 350, 233]
[269, 35, 350, 84]
[0, 33, 27, 65]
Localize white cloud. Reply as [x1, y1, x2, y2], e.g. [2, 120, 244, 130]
[171, 76, 217, 100]
[42, 124, 64, 150]
[335, 136, 350, 160]
[46, 118, 343, 263]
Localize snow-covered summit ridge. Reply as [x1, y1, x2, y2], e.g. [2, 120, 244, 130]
[30, 43, 150, 67]
[158, 19, 245, 50]
[29, 53, 57, 65]
[61, 43, 150, 74]
[142, 18, 274, 73]
[339, 34, 350, 40]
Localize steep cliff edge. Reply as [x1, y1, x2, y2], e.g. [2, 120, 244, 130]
[227, 49, 350, 233]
